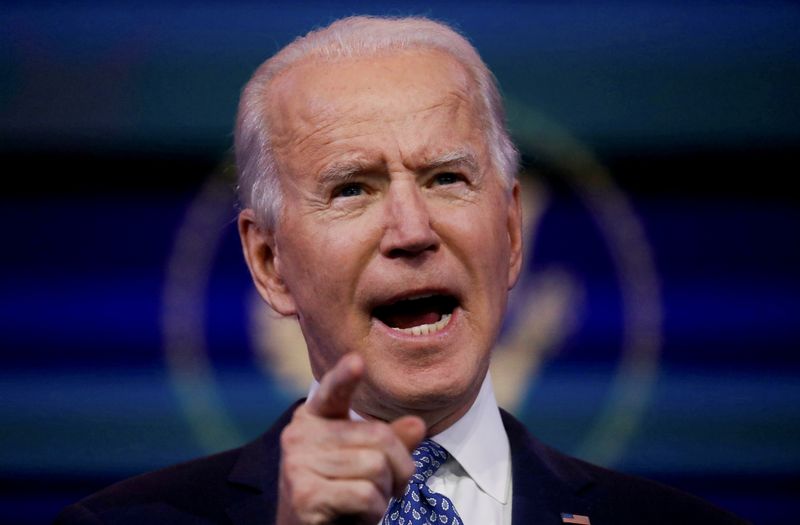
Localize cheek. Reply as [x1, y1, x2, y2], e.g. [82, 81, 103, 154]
[286, 220, 377, 301]
[442, 206, 510, 274]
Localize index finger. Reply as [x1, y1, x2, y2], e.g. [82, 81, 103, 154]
[306, 353, 364, 419]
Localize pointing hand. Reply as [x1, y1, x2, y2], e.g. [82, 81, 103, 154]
[276, 353, 426, 525]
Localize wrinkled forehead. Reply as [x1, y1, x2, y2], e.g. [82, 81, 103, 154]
[264, 48, 485, 140]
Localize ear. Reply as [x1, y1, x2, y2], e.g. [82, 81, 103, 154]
[506, 181, 524, 290]
[238, 209, 297, 316]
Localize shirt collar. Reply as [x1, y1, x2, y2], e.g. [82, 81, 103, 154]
[307, 372, 510, 504]
[429, 373, 510, 504]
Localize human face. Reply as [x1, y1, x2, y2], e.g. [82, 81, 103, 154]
[251, 50, 522, 431]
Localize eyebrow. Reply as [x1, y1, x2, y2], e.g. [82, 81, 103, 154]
[421, 148, 480, 174]
[316, 148, 480, 185]
[317, 159, 374, 186]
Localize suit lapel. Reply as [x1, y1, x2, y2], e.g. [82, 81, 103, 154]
[502, 409, 596, 524]
[224, 402, 301, 525]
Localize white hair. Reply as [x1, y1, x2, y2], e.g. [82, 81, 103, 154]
[235, 15, 519, 229]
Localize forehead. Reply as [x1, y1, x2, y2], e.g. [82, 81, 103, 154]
[271, 49, 474, 113]
[264, 49, 486, 169]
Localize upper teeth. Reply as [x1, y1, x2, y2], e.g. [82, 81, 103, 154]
[393, 313, 452, 336]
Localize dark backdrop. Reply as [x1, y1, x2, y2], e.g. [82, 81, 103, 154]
[1, 2, 798, 524]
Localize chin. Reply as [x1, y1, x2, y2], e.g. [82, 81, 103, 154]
[361, 359, 485, 419]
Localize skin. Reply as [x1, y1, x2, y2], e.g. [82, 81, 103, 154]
[239, 48, 523, 524]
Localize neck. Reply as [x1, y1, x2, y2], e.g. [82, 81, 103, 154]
[351, 373, 487, 436]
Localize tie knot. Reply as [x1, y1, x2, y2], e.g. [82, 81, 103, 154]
[410, 440, 448, 484]
[384, 439, 461, 525]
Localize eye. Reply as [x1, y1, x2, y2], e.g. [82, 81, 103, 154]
[433, 172, 460, 186]
[334, 183, 364, 198]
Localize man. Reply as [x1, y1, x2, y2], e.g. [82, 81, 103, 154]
[57, 16, 746, 525]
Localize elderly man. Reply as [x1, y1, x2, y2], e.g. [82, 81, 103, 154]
[57, 16, 745, 525]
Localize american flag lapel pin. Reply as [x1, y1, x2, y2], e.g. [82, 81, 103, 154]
[561, 513, 591, 524]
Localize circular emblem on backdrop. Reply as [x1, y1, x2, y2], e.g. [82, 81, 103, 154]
[161, 100, 662, 467]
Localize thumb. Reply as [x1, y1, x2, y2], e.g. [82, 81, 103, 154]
[390, 415, 427, 452]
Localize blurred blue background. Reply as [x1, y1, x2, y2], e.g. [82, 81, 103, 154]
[1, 2, 798, 523]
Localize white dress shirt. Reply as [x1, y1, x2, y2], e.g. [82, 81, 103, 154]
[307, 373, 513, 524]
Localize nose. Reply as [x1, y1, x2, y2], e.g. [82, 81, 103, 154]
[379, 181, 440, 258]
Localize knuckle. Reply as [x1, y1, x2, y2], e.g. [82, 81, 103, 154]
[352, 481, 382, 509]
[358, 449, 387, 478]
[291, 483, 318, 510]
[370, 422, 395, 447]
[280, 452, 301, 475]
[280, 424, 303, 449]
[279, 438, 311, 476]
[281, 475, 321, 519]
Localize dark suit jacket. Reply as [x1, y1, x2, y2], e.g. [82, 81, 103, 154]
[55, 402, 747, 524]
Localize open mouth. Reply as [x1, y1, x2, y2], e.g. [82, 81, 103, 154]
[372, 294, 458, 336]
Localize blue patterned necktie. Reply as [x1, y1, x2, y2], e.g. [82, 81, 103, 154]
[383, 440, 463, 525]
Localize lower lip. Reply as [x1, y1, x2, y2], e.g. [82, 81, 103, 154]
[374, 307, 460, 342]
